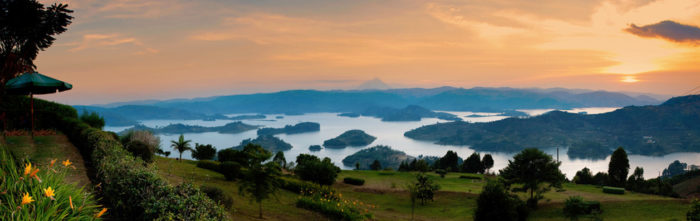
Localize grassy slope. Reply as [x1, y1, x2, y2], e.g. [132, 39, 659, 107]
[155, 158, 691, 221]
[1, 134, 91, 187]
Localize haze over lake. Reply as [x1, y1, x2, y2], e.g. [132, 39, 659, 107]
[105, 107, 700, 179]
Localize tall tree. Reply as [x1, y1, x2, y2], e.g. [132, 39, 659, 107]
[482, 154, 494, 174]
[573, 167, 594, 185]
[370, 159, 382, 171]
[462, 152, 484, 174]
[273, 151, 286, 169]
[500, 148, 564, 208]
[438, 150, 460, 172]
[294, 154, 340, 186]
[474, 181, 527, 221]
[0, 1, 72, 94]
[238, 144, 280, 219]
[627, 167, 645, 191]
[662, 160, 688, 178]
[608, 147, 630, 187]
[170, 134, 192, 161]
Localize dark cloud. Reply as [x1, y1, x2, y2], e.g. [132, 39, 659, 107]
[625, 20, 700, 45]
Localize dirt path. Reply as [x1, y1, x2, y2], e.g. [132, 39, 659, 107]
[1, 134, 92, 188]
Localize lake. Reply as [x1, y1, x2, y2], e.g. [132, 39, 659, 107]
[104, 108, 700, 179]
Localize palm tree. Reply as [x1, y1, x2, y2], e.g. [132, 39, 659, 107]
[170, 134, 191, 161]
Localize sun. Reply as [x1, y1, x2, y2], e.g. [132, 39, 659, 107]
[621, 75, 639, 83]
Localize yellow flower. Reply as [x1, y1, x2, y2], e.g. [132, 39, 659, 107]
[21, 192, 33, 205]
[50, 159, 57, 167]
[62, 159, 72, 167]
[95, 208, 107, 218]
[44, 187, 55, 199]
[24, 163, 32, 175]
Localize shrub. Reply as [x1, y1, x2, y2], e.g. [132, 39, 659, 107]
[219, 161, 242, 181]
[295, 154, 340, 186]
[197, 160, 220, 172]
[79, 110, 105, 129]
[343, 177, 365, 186]
[200, 186, 234, 209]
[279, 177, 321, 194]
[192, 143, 216, 161]
[459, 175, 482, 180]
[56, 111, 227, 220]
[0, 147, 103, 220]
[689, 199, 700, 221]
[296, 189, 373, 221]
[602, 186, 625, 194]
[125, 140, 156, 163]
[563, 196, 602, 220]
[474, 181, 528, 221]
[435, 169, 447, 178]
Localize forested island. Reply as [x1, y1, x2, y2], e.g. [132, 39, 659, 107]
[232, 135, 293, 153]
[340, 105, 461, 121]
[323, 130, 376, 148]
[120, 122, 258, 134]
[342, 145, 413, 169]
[405, 95, 700, 157]
[257, 122, 320, 136]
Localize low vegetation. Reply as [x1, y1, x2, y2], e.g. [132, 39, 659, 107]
[323, 129, 376, 148]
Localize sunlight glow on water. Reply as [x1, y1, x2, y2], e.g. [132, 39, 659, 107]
[104, 108, 700, 179]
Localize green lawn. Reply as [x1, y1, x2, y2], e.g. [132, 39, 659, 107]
[154, 158, 692, 221]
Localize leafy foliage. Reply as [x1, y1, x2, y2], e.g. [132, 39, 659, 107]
[482, 154, 494, 173]
[200, 186, 234, 210]
[413, 173, 440, 205]
[662, 160, 688, 178]
[170, 134, 192, 161]
[563, 196, 601, 220]
[436, 150, 461, 172]
[79, 110, 104, 129]
[343, 177, 365, 186]
[237, 144, 280, 219]
[191, 143, 216, 161]
[474, 181, 528, 221]
[342, 145, 412, 170]
[608, 147, 629, 187]
[233, 135, 293, 153]
[689, 199, 700, 221]
[573, 167, 594, 185]
[370, 160, 382, 170]
[120, 130, 160, 163]
[602, 186, 625, 194]
[295, 154, 340, 186]
[273, 151, 286, 169]
[462, 152, 485, 174]
[500, 148, 565, 208]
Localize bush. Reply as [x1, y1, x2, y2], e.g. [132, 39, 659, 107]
[296, 189, 373, 221]
[602, 186, 625, 194]
[219, 161, 242, 181]
[295, 154, 340, 186]
[474, 181, 528, 221]
[343, 177, 365, 186]
[192, 143, 216, 161]
[435, 169, 447, 178]
[279, 177, 320, 194]
[459, 175, 482, 180]
[689, 199, 700, 221]
[79, 110, 105, 129]
[563, 196, 601, 220]
[197, 160, 220, 172]
[125, 140, 156, 163]
[55, 106, 227, 220]
[200, 186, 234, 209]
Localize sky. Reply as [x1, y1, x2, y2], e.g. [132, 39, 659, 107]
[32, 0, 700, 105]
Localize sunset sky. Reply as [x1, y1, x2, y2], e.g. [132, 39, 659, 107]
[34, 0, 700, 105]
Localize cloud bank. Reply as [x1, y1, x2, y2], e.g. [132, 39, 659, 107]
[625, 20, 700, 45]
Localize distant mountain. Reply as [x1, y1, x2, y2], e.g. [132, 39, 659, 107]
[356, 78, 391, 90]
[404, 95, 700, 157]
[82, 87, 662, 126]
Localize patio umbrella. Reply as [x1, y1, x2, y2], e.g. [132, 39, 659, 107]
[5, 71, 72, 137]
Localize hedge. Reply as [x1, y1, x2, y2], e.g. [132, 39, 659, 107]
[459, 175, 482, 180]
[12, 96, 228, 220]
[602, 186, 625, 194]
[343, 177, 365, 186]
[197, 160, 221, 172]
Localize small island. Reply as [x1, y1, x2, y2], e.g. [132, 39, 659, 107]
[232, 135, 293, 153]
[358, 105, 461, 121]
[338, 112, 360, 118]
[228, 114, 266, 120]
[257, 122, 320, 136]
[342, 145, 414, 170]
[120, 121, 258, 134]
[323, 129, 376, 148]
[309, 145, 322, 152]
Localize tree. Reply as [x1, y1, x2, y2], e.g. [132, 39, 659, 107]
[0, 1, 73, 93]
[688, 199, 700, 221]
[500, 148, 564, 208]
[573, 167, 594, 185]
[294, 154, 340, 186]
[170, 134, 192, 161]
[474, 181, 528, 221]
[273, 151, 286, 169]
[627, 167, 645, 191]
[608, 147, 629, 187]
[482, 154, 494, 174]
[414, 173, 439, 205]
[191, 143, 216, 161]
[662, 160, 687, 178]
[462, 152, 484, 174]
[79, 111, 104, 129]
[438, 150, 460, 172]
[238, 145, 280, 219]
[370, 159, 382, 170]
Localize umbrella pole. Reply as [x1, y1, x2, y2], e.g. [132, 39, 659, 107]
[30, 93, 34, 139]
